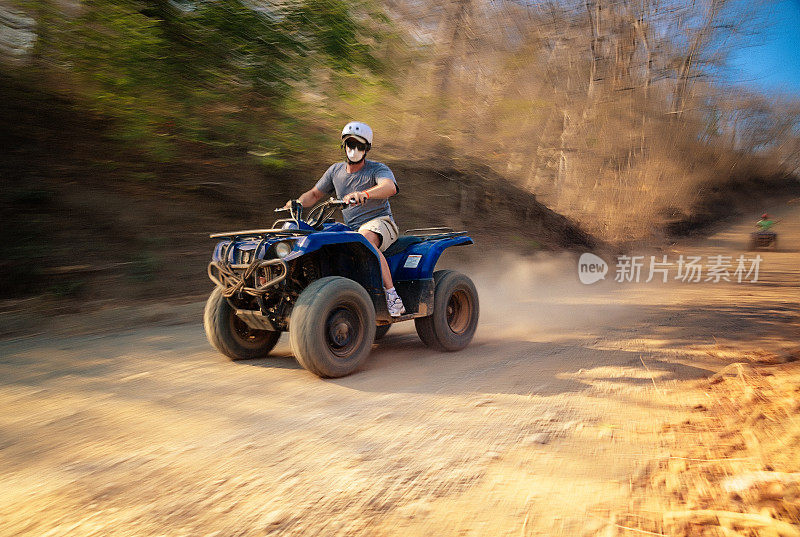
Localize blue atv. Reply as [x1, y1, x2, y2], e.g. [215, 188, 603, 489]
[204, 198, 479, 377]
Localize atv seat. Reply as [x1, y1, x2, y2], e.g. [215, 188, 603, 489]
[383, 235, 426, 257]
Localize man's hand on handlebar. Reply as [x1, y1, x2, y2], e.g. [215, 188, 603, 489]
[316, 197, 357, 208]
[342, 191, 369, 206]
[277, 197, 355, 217]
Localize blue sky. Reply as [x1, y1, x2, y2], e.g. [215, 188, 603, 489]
[727, 0, 800, 95]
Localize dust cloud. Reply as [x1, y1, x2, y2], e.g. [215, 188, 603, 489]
[457, 251, 628, 342]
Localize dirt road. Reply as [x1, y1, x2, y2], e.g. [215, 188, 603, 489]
[1, 206, 798, 537]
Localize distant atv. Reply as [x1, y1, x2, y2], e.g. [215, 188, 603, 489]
[749, 231, 777, 250]
[204, 199, 479, 378]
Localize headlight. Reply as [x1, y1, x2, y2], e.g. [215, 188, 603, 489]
[274, 241, 292, 258]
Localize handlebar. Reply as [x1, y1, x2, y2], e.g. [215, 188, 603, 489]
[275, 198, 355, 213]
[273, 198, 356, 230]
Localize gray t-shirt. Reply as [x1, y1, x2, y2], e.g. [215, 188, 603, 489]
[314, 160, 398, 230]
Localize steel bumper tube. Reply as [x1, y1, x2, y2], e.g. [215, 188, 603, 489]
[208, 258, 288, 297]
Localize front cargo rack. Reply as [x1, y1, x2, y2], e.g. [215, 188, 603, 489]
[209, 228, 313, 239]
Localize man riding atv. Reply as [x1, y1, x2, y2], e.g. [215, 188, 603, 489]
[750, 213, 779, 250]
[204, 122, 480, 377]
[286, 121, 406, 316]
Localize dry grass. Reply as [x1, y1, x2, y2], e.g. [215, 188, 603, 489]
[596, 359, 800, 536]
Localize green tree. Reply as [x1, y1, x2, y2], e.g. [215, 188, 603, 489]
[16, 0, 388, 157]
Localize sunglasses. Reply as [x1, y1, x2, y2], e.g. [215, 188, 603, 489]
[344, 138, 367, 151]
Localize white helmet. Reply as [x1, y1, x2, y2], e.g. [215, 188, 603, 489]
[341, 121, 373, 149]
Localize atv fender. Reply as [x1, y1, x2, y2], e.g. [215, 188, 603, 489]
[387, 236, 474, 280]
[284, 231, 380, 263]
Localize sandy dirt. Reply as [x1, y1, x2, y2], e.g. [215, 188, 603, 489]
[1, 205, 798, 537]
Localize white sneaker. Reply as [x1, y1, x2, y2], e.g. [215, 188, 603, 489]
[386, 289, 406, 317]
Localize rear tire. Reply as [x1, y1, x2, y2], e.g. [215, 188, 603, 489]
[204, 287, 281, 360]
[415, 270, 479, 351]
[290, 277, 376, 378]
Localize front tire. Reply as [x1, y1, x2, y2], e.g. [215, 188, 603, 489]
[290, 277, 376, 378]
[415, 270, 479, 351]
[204, 287, 281, 360]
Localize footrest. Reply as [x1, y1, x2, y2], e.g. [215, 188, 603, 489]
[388, 312, 428, 323]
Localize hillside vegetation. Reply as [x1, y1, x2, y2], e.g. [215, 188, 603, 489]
[1, 74, 595, 302]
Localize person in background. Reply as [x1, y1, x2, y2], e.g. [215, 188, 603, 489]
[757, 213, 778, 232]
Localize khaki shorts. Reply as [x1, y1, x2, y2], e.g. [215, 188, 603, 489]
[358, 216, 399, 252]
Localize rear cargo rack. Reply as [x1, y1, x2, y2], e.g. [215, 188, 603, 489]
[405, 227, 468, 240]
[405, 227, 454, 235]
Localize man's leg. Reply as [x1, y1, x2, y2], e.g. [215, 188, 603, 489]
[360, 230, 393, 288]
[360, 229, 405, 316]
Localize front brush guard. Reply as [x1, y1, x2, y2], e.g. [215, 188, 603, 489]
[208, 258, 288, 297]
